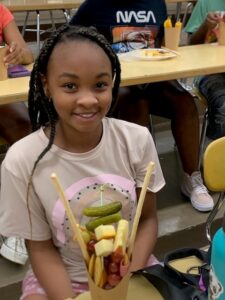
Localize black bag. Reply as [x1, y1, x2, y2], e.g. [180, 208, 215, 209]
[133, 248, 210, 300]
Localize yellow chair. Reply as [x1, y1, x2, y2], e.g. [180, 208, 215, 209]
[203, 137, 225, 242]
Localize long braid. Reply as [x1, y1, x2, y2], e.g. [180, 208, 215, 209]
[27, 24, 121, 236]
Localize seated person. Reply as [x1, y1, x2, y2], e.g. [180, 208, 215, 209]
[70, 0, 214, 212]
[0, 3, 33, 145]
[0, 3, 33, 265]
[185, 0, 225, 140]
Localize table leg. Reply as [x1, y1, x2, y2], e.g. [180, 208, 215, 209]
[175, 3, 182, 22]
[36, 10, 40, 50]
[22, 12, 29, 37]
[63, 9, 70, 23]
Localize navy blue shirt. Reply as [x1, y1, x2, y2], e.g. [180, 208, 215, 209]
[70, 0, 167, 53]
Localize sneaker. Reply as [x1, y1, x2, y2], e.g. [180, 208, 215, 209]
[0, 237, 28, 265]
[181, 171, 214, 212]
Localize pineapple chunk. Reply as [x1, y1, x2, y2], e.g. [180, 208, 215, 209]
[113, 219, 129, 255]
[95, 224, 116, 241]
[94, 239, 114, 257]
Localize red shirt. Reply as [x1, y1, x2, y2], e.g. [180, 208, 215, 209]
[0, 4, 14, 43]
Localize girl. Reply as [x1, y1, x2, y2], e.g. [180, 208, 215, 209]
[0, 25, 165, 300]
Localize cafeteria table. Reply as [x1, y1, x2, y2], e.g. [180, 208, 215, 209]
[1, 43, 225, 105]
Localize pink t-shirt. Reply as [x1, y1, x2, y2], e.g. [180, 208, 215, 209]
[0, 4, 14, 43]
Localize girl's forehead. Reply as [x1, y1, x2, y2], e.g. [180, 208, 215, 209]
[46, 38, 113, 74]
[49, 39, 111, 64]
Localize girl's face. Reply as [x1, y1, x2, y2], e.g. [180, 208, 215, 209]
[42, 39, 113, 136]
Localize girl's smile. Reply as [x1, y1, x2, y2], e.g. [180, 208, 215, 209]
[42, 39, 114, 152]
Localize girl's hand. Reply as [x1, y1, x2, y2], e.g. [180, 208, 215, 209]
[205, 12, 221, 30]
[4, 42, 23, 65]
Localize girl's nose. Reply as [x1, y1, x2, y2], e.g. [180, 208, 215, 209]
[76, 91, 98, 107]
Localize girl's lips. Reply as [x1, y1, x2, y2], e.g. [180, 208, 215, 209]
[72, 112, 98, 121]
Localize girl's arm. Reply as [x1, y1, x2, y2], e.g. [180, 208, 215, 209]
[130, 189, 158, 271]
[3, 19, 33, 65]
[26, 239, 75, 300]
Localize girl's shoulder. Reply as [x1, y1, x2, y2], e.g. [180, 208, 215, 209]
[104, 118, 152, 147]
[3, 129, 47, 168]
[106, 117, 150, 135]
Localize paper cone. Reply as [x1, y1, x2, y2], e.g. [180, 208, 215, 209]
[164, 27, 181, 51]
[0, 46, 7, 81]
[85, 270, 130, 300]
[218, 21, 225, 46]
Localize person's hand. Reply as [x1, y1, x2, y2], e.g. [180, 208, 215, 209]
[204, 12, 221, 30]
[4, 42, 23, 65]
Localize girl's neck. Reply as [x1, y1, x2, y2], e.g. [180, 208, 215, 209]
[45, 122, 103, 153]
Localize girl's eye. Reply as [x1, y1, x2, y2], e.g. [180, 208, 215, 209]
[64, 83, 77, 90]
[96, 82, 107, 89]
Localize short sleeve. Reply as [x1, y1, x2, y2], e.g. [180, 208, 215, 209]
[0, 4, 14, 29]
[185, 0, 208, 33]
[0, 159, 51, 240]
[134, 128, 165, 193]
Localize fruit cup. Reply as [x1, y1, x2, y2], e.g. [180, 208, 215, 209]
[51, 162, 155, 300]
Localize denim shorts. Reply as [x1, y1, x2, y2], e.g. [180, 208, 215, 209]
[198, 73, 225, 139]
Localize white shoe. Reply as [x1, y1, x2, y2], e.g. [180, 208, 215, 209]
[181, 171, 214, 212]
[0, 237, 28, 265]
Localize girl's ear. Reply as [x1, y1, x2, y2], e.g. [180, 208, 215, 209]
[40, 74, 50, 97]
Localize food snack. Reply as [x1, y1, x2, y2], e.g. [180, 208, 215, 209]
[51, 161, 155, 299]
[144, 49, 168, 57]
[81, 200, 130, 289]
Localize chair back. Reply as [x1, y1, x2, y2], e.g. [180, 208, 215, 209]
[203, 137, 225, 242]
[203, 137, 225, 192]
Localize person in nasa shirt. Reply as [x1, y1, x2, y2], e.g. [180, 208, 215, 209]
[70, 0, 214, 213]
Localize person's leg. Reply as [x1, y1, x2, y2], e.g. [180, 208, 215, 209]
[198, 73, 225, 140]
[150, 80, 199, 174]
[21, 274, 88, 300]
[148, 80, 214, 212]
[0, 103, 31, 145]
[112, 86, 150, 127]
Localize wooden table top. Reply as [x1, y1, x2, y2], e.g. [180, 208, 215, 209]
[0, 0, 83, 11]
[0, 43, 225, 105]
[120, 43, 225, 86]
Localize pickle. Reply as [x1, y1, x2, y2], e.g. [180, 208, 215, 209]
[83, 201, 122, 217]
[85, 213, 121, 232]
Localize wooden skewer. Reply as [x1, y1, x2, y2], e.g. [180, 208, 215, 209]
[127, 161, 155, 259]
[51, 173, 90, 264]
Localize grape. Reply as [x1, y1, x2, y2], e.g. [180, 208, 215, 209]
[111, 251, 123, 264]
[87, 239, 96, 254]
[104, 256, 110, 269]
[107, 274, 121, 287]
[108, 262, 119, 274]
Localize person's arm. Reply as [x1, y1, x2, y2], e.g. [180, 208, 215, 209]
[189, 12, 221, 45]
[3, 19, 33, 65]
[26, 239, 75, 300]
[130, 189, 158, 271]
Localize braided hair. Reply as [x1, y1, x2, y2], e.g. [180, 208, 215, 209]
[26, 25, 121, 233]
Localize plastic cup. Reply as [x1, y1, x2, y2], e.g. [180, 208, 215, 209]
[0, 46, 7, 81]
[76, 271, 130, 300]
[164, 27, 181, 51]
[218, 21, 225, 46]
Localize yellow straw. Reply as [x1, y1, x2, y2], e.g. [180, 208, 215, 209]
[51, 173, 90, 264]
[127, 162, 155, 259]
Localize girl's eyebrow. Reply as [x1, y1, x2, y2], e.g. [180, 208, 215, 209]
[58, 72, 112, 79]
